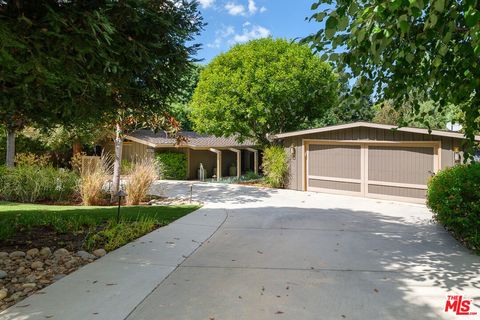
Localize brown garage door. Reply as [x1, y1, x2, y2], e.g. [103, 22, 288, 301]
[307, 144, 363, 196]
[366, 146, 434, 201]
[306, 142, 438, 202]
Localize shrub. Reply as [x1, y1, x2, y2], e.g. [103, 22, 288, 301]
[262, 145, 289, 188]
[79, 155, 112, 206]
[84, 217, 157, 251]
[125, 159, 159, 205]
[155, 152, 187, 180]
[427, 163, 480, 252]
[15, 152, 50, 167]
[0, 165, 78, 203]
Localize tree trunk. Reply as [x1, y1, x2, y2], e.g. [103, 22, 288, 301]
[111, 123, 123, 196]
[6, 128, 15, 167]
[72, 142, 82, 156]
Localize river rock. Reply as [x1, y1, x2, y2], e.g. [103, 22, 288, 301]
[26, 248, 39, 258]
[30, 261, 43, 270]
[93, 249, 106, 258]
[40, 247, 52, 257]
[0, 289, 7, 301]
[9, 251, 25, 259]
[76, 251, 96, 261]
[53, 248, 69, 257]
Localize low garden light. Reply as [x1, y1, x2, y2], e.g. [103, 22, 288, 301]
[116, 189, 127, 223]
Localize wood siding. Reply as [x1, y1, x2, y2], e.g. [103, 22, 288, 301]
[368, 146, 433, 185]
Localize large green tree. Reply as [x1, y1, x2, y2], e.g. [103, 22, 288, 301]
[306, 0, 480, 154]
[102, 1, 203, 194]
[190, 38, 338, 145]
[1, 1, 113, 166]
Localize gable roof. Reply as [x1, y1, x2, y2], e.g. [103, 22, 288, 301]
[125, 130, 256, 148]
[273, 122, 480, 141]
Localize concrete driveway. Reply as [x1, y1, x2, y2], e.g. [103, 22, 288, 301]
[2, 182, 479, 320]
[127, 182, 480, 320]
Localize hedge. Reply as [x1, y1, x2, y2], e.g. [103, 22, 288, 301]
[262, 145, 289, 188]
[427, 162, 480, 252]
[155, 152, 188, 180]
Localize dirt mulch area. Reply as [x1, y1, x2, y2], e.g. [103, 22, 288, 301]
[0, 225, 104, 253]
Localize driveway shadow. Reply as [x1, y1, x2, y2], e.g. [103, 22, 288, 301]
[142, 206, 480, 319]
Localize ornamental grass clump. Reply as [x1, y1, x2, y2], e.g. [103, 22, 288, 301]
[125, 158, 159, 205]
[79, 155, 112, 206]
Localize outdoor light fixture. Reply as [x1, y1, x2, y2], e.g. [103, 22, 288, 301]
[290, 143, 296, 159]
[116, 189, 127, 223]
[453, 147, 461, 164]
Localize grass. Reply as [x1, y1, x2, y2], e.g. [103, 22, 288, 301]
[0, 202, 201, 249]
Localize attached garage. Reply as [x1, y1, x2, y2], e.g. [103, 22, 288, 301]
[275, 122, 479, 203]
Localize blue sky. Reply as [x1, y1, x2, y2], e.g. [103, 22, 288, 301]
[193, 0, 321, 63]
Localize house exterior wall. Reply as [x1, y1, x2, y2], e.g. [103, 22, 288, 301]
[283, 127, 464, 193]
[103, 141, 148, 162]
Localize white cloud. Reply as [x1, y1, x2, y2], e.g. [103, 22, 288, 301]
[247, 0, 257, 14]
[259, 6, 267, 13]
[225, 2, 246, 16]
[207, 25, 236, 48]
[198, 0, 215, 9]
[231, 25, 271, 44]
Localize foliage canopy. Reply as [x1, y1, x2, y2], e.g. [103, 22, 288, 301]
[306, 0, 480, 154]
[191, 38, 338, 145]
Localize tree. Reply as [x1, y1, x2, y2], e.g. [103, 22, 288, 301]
[102, 1, 203, 194]
[0, 1, 114, 166]
[305, 0, 480, 155]
[373, 99, 463, 129]
[190, 38, 338, 145]
[169, 64, 204, 131]
[311, 79, 374, 127]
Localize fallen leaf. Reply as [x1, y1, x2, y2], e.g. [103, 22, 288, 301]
[275, 311, 284, 314]
[374, 288, 379, 293]
[106, 283, 117, 286]
[257, 250, 263, 254]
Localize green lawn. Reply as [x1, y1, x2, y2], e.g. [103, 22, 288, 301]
[0, 202, 201, 250]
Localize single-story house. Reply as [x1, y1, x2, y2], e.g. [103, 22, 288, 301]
[103, 130, 259, 180]
[274, 121, 480, 203]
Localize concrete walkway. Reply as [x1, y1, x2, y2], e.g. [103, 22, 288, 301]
[2, 181, 480, 319]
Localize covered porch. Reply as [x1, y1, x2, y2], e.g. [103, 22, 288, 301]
[187, 147, 259, 181]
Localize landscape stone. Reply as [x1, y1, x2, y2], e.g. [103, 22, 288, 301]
[0, 289, 7, 301]
[76, 251, 96, 261]
[26, 248, 39, 258]
[53, 248, 70, 257]
[30, 261, 44, 270]
[39, 247, 52, 257]
[93, 249, 106, 258]
[9, 251, 25, 259]
[0, 271, 7, 279]
[0, 252, 9, 259]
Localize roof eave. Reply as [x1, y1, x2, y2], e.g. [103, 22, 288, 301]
[273, 122, 480, 142]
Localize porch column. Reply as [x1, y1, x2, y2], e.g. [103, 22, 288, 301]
[229, 148, 241, 178]
[246, 148, 258, 175]
[209, 148, 222, 181]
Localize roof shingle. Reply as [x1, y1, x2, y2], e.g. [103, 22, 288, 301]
[126, 130, 256, 148]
